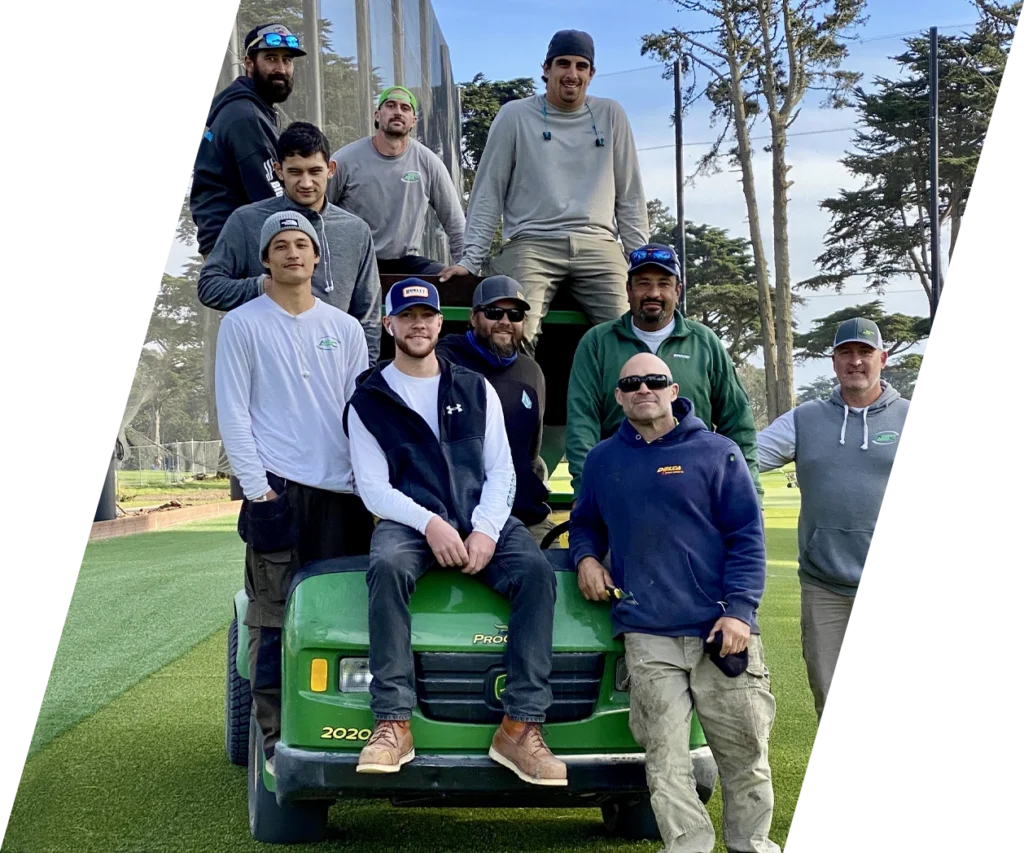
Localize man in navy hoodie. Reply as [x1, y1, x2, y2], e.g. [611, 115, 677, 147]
[569, 352, 780, 853]
[190, 23, 306, 259]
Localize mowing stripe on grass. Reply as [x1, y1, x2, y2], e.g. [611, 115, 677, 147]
[28, 515, 243, 755]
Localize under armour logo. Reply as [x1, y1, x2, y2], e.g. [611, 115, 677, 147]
[445, 404, 463, 415]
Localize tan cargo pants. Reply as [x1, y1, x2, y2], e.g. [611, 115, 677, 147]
[487, 235, 629, 356]
[624, 633, 781, 853]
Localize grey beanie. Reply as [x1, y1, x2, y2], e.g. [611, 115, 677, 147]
[259, 210, 320, 258]
[545, 29, 595, 65]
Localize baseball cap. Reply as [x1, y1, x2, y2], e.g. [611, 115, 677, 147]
[628, 243, 681, 278]
[259, 211, 320, 258]
[244, 24, 307, 57]
[833, 317, 884, 351]
[472, 276, 531, 311]
[385, 278, 441, 316]
[377, 85, 419, 113]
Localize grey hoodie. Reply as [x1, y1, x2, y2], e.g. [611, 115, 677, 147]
[197, 194, 382, 362]
[792, 382, 910, 596]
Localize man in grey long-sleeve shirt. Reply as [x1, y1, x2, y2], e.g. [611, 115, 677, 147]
[199, 122, 382, 362]
[328, 85, 465, 276]
[440, 30, 649, 356]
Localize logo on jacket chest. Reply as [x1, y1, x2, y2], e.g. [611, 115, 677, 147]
[872, 430, 900, 445]
[657, 465, 684, 475]
[445, 403, 463, 415]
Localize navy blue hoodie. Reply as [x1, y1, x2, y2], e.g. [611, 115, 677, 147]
[569, 397, 766, 639]
[190, 76, 285, 256]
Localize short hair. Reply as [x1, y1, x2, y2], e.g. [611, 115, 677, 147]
[276, 121, 331, 164]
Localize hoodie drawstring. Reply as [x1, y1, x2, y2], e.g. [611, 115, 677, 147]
[838, 404, 869, 450]
[313, 212, 335, 293]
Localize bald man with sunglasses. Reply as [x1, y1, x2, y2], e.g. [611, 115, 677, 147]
[569, 352, 780, 853]
[435, 276, 553, 544]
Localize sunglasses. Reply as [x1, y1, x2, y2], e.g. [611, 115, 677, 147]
[629, 247, 679, 268]
[617, 374, 672, 393]
[479, 306, 525, 323]
[248, 32, 300, 51]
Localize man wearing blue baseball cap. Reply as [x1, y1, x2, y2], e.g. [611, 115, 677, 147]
[566, 243, 762, 504]
[757, 317, 910, 719]
[344, 279, 566, 786]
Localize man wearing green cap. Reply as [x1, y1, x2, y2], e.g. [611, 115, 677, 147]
[328, 85, 466, 276]
[756, 317, 911, 719]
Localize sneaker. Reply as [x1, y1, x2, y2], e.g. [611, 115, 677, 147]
[356, 720, 415, 774]
[488, 718, 567, 786]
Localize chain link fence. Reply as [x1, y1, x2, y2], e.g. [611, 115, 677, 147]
[117, 440, 225, 489]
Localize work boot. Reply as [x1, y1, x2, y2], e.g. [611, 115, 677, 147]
[488, 717, 567, 786]
[356, 720, 414, 773]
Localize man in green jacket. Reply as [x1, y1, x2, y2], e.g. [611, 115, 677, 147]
[566, 243, 762, 501]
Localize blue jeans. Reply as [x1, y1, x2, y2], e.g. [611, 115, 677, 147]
[366, 518, 556, 723]
[376, 255, 446, 276]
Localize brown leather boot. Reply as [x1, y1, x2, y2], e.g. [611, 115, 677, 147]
[356, 720, 415, 774]
[488, 717, 567, 786]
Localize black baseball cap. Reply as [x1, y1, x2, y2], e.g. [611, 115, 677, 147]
[628, 243, 681, 278]
[244, 23, 307, 57]
[833, 317, 884, 351]
[472, 276, 531, 312]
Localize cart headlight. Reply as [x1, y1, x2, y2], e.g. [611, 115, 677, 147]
[614, 657, 630, 692]
[339, 658, 373, 692]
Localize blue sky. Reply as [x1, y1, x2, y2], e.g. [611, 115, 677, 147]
[432, 0, 981, 386]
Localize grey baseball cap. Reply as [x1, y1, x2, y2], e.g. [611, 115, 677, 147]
[472, 275, 531, 311]
[259, 211, 320, 259]
[833, 317, 884, 351]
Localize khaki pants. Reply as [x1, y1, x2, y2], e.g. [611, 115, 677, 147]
[487, 235, 629, 356]
[800, 579, 855, 720]
[625, 633, 781, 853]
[526, 515, 558, 548]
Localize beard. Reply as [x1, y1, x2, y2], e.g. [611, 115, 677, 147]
[634, 300, 668, 326]
[477, 326, 520, 359]
[252, 66, 293, 103]
[382, 118, 411, 139]
[395, 333, 436, 359]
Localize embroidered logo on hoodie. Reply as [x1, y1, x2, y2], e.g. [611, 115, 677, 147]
[657, 465, 683, 475]
[872, 431, 899, 445]
[401, 171, 422, 183]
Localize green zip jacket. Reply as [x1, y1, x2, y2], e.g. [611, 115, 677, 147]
[566, 311, 762, 501]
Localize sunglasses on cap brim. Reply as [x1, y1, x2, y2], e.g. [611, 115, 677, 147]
[247, 32, 301, 51]
[617, 374, 672, 393]
[626, 245, 675, 266]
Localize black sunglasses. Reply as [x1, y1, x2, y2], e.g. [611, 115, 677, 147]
[478, 306, 525, 323]
[617, 374, 672, 393]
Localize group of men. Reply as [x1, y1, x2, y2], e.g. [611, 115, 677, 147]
[190, 21, 910, 853]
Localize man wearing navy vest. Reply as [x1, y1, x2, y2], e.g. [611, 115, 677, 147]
[344, 279, 566, 786]
[757, 317, 910, 719]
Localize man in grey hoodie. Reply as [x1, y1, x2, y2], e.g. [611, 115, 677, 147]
[757, 318, 910, 718]
[199, 122, 382, 362]
[438, 29, 649, 356]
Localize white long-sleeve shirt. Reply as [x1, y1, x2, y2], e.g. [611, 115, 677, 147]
[347, 363, 515, 542]
[214, 294, 369, 499]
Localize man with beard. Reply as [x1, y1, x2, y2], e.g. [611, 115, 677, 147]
[756, 318, 910, 719]
[565, 243, 761, 503]
[198, 122, 382, 362]
[344, 279, 565, 786]
[191, 23, 305, 259]
[327, 86, 465, 275]
[435, 276, 552, 544]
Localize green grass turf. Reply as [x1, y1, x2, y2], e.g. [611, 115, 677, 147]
[26, 515, 244, 756]
[5, 472, 814, 853]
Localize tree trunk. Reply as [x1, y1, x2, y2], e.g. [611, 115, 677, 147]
[727, 62, 780, 420]
[770, 136, 795, 414]
[153, 403, 161, 448]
